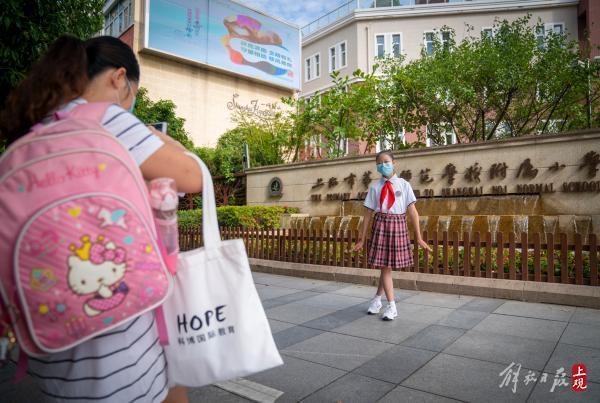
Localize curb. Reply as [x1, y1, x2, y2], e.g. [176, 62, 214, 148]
[249, 258, 600, 308]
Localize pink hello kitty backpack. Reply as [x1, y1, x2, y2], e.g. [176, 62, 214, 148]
[0, 102, 173, 358]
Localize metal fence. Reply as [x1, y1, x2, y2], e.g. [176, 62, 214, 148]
[179, 227, 599, 286]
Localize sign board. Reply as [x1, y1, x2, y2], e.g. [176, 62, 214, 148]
[144, 0, 300, 90]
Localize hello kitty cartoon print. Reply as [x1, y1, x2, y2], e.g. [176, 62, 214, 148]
[67, 235, 129, 317]
[0, 102, 172, 357]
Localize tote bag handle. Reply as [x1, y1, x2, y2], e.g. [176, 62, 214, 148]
[184, 152, 221, 248]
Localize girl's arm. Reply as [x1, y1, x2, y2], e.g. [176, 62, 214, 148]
[140, 127, 203, 193]
[407, 204, 432, 252]
[354, 209, 373, 251]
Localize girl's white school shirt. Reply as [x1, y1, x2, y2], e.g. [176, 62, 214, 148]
[363, 174, 417, 214]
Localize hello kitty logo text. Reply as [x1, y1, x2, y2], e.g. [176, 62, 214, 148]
[24, 164, 102, 192]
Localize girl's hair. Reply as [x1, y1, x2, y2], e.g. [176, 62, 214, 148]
[0, 35, 140, 145]
[376, 150, 395, 162]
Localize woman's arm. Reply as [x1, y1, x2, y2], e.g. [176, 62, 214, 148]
[407, 204, 431, 251]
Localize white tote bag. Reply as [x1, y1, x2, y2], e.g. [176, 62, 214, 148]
[162, 154, 283, 387]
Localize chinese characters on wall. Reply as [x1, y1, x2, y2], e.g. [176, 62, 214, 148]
[307, 151, 600, 202]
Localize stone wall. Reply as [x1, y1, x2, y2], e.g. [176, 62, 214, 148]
[246, 131, 600, 222]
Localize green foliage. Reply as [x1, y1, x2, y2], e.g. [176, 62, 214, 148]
[133, 88, 195, 150]
[0, 0, 104, 107]
[178, 206, 300, 228]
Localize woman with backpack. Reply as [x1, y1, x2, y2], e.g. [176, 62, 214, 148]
[0, 35, 200, 403]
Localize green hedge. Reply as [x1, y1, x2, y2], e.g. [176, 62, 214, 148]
[178, 206, 300, 228]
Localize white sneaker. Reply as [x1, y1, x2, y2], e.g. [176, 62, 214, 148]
[382, 304, 397, 321]
[367, 297, 383, 315]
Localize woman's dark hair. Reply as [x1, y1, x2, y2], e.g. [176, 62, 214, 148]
[376, 150, 395, 162]
[0, 35, 140, 145]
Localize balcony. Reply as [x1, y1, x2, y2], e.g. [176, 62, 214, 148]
[301, 0, 530, 37]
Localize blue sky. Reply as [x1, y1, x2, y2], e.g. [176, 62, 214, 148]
[243, 0, 350, 27]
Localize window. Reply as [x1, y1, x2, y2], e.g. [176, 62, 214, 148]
[329, 41, 348, 72]
[441, 31, 451, 51]
[376, 35, 385, 58]
[426, 125, 456, 147]
[305, 53, 320, 82]
[424, 30, 451, 55]
[340, 42, 347, 68]
[375, 129, 405, 152]
[104, 0, 133, 37]
[374, 33, 403, 59]
[424, 32, 435, 55]
[481, 27, 494, 38]
[536, 22, 565, 48]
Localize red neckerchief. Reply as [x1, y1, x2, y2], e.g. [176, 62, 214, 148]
[379, 179, 395, 211]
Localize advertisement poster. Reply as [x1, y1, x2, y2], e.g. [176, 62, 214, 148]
[145, 0, 300, 90]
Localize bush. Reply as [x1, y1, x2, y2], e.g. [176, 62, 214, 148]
[178, 206, 300, 229]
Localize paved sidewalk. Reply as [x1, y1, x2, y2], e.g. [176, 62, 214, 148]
[2, 273, 600, 402]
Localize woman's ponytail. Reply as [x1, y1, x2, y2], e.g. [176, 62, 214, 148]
[0, 35, 88, 144]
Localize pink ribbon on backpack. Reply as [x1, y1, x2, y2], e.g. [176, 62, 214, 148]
[90, 244, 126, 265]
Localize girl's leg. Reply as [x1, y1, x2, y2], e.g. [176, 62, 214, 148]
[163, 386, 189, 403]
[376, 269, 385, 296]
[381, 267, 394, 302]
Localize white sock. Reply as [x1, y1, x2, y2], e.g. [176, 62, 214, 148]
[374, 295, 382, 302]
[388, 300, 396, 308]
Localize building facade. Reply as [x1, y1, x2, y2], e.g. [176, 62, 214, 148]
[103, 0, 299, 147]
[300, 0, 598, 153]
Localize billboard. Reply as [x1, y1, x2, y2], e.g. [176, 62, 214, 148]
[144, 0, 300, 90]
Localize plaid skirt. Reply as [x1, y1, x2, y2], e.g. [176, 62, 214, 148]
[368, 213, 413, 269]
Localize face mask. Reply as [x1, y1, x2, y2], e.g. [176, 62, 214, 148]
[128, 95, 136, 113]
[376, 162, 394, 178]
[117, 77, 136, 113]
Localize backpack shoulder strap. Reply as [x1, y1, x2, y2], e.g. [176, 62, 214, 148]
[61, 102, 114, 124]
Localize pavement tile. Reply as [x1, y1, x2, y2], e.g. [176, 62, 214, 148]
[397, 302, 455, 324]
[302, 373, 395, 403]
[282, 332, 392, 371]
[458, 297, 507, 313]
[269, 277, 332, 291]
[300, 293, 368, 311]
[403, 292, 474, 309]
[268, 319, 295, 334]
[354, 345, 437, 384]
[257, 285, 305, 301]
[274, 326, 324, 349]
[570, 307, 600, 326]
[559, 322, 600, 350]
[402, 353, 536, 402]
[266, 302, 336, 324]
[261, 290, 322, 309]
[528, 380, 600, 402]
[544, 343, 600, 384]
[309, 282, 349, 293]
[247, 355, 345, 403]
[444, 329, 556, 371]
[493, 301, 575, 322]
[379, 386, 463, 402]
[401, 325, 466, 352]
[331, 285, 417, 300]
[335, 315, 430, 344]
[436, 309, 489, 329]
[472, 314, 566, 342]
[301, 302, 370, 331]
[189, 386, 252, 403]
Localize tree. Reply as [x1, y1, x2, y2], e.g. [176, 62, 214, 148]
[132, 87, 196, 150]
[410, 17, 599, 143]
[0, 0, 104, 107]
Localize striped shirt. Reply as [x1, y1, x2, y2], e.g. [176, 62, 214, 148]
[28, 99, 168, 402]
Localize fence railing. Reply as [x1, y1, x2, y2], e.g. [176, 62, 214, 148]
[179, 227, 599, 286]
